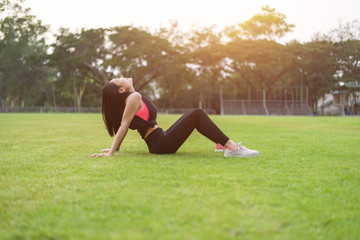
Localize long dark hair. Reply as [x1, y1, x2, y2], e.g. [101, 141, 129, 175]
[102, 81, 131, 136]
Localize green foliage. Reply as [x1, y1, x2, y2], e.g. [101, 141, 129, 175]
[287, 40, 339, 109]
[0, 0, 48, 108]
[223, 39, 297, 101]
[1, 1, 359, 113]
[186, 26, 225, 110]
[335, 40, 360, 83]
[49, 28, 108, 111]
[1, 114, 359, 239]
[227, 5, 295, 41]
[107, 26, 176, 97]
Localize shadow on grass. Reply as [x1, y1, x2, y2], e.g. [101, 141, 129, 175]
[124, 150, 211, 159]
[120, 150, 256, 165]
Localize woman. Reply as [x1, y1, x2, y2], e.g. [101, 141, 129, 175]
[90, 77, 259, 158]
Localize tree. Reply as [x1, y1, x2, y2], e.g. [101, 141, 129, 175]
[224, 39, 297, 100]
[288, 40, 338, 111]
[152, 22, 199, 109]
[223, 6, 297, 104]
[322, 20, 360, 86]
[187, 26, 226, 111]
[227, 5, 295, 41]
[322, 20, 360, 114]
[106, 26, 176, 98]
[50, 28, 107, 111]
[335, 40, 360, 84]
[0, 0, 48, 110]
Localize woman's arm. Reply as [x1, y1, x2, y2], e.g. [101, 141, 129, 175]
[90, 92, 142, 157]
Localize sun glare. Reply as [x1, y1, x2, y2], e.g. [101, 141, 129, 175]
[24, 0, 360, 43]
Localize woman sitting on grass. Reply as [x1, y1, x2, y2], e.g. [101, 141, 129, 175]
[90, 77, 259, 158]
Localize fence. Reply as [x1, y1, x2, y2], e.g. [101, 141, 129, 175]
[0, 106, 101, 113]
[220, 84, 314, 116]
[221, 100, 313, 116]
[0, 106, 216, 115]
[157, 108, 216, 115]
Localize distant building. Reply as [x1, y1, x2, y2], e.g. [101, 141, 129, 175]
[318, 82, 360, 116]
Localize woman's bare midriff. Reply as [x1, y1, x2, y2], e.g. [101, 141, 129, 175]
[144, 125, 159, 139]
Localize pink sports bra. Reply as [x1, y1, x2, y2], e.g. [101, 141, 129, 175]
[136, 100, 149, 121]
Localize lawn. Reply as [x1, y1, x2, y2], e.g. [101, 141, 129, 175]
[0, 113, 359, 240]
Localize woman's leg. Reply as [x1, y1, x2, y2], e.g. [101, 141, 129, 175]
[164, 109, 196, 133]
[161, 109, 230, 154]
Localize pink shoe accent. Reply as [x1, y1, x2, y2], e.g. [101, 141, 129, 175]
[215, 143, 227, 152]
[228, 146, 238, 151]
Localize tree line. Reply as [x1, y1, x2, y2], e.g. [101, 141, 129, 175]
[1, 1, 359, 113]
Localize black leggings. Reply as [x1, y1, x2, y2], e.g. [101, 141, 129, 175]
[145, 109, 229, 154]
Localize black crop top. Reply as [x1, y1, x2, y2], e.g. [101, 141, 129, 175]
[128, 94, 158, 139]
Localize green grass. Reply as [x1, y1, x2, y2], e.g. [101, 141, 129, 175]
[0, 113, 359, 240]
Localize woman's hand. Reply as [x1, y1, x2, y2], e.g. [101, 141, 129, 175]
[89, 147, 119, 157]
[100, 148, 119, 152]
[89, 152, 112, 157]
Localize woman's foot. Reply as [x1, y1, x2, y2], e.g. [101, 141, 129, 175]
[224, 142, 259, 157]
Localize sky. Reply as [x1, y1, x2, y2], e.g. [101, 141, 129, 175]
[23, 0, 360, 43]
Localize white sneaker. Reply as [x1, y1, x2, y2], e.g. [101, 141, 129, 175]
[224, 142, 259, 157]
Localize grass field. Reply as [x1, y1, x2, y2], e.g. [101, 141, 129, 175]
[0, 113, 359, 240]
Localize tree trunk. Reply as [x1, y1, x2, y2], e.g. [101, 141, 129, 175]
[75, 81, 87, 113]
[9, 96, 14, 112]
[199, 86, 206, 110]
[19, 87, 24, 112]
[52, 84, 57, 112]
[73, 79, 77, 112]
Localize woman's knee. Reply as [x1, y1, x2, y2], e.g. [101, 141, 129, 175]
[191, 108, 207, 117]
